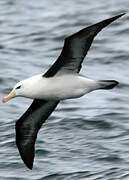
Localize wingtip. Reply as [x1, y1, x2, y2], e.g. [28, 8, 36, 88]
[115, 13, 126, 18]
[17, 146, 34, 170]
[107, 13, 125, 22]
[25, 161, 33, 170]
[21, 153, 34, 170]
[20, 149, 34, 170]
[16, 141, 35, 170]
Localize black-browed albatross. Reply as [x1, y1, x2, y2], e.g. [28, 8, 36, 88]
[2, 14, 124, 169]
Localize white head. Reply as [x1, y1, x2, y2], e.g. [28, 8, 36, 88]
[2, 74, 43, 103]
[2, 81, 25, 103]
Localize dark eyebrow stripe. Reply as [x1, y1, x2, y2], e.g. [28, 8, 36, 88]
[16, 85, 21, 89]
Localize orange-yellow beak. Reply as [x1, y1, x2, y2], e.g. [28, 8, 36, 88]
[2, 90, 16, 103]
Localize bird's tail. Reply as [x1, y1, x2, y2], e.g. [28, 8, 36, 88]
[96, 80, 119, 90]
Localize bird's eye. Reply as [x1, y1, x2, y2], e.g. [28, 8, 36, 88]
[16, 85, 21, 89]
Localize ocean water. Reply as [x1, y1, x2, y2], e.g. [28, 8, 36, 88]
[0, 0, 129, 179]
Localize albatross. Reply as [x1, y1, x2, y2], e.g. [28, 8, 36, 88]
[2, 14, 124, 169]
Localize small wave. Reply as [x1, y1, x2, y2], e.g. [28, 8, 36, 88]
[96, 154, 122, 163]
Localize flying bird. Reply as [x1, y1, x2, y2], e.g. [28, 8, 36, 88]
[2, 14, 124, 169]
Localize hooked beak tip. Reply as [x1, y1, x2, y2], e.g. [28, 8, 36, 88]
[2, 98, 6, 103]
[2, 90, 16, 103]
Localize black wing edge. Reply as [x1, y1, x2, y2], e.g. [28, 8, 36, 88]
[16, 99, 59, 169]
[43, 13, 125, 77]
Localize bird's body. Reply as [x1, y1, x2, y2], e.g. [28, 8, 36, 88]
[17, 74, 96, 100]
[2, 13, 125, 169]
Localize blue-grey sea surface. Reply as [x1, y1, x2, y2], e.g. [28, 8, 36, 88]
[0, 0, 129, 179]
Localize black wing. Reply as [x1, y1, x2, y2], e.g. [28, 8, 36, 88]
[16, 99, 59, 169]
[44, 13, 125, 77]
[15, 13, 124, 169]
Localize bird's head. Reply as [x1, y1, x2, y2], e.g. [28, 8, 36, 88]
[2, 82, 23, 103]
[2, 74, 42, 103]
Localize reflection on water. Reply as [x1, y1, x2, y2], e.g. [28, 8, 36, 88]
[0, 0, 129, 179]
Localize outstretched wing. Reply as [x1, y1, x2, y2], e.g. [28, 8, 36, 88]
[16, 99, 59, 169]
[15, 13, 124, 169]
[44, 13, 125, 77]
